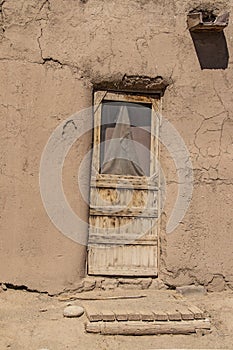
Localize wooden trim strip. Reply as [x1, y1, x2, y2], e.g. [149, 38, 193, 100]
[88, 238, 158, 245]
[103, 92, 153, 104]
[89, 206, 158, 218]
[91, 181, 158, 191]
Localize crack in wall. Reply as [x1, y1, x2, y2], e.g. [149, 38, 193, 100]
[39, 0, 51, 13]
[1, 283, 49, 294]
[36, 25, 92, 87]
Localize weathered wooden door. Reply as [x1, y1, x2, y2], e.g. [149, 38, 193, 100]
[88, 91, 160, 276]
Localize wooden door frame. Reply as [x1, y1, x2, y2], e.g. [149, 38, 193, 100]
[87, 90, 162, 276]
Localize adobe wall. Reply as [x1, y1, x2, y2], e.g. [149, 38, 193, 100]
[0, 0, 232, 293]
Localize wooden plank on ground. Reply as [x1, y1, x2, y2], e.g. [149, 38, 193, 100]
[127, 310, 141, 321]
[85, 322, 101, 333]
[115, 310, 128, 322]
[140, 310, 154, 321]
[188, 305, 205, 319]
[85, 306, 103, 322]
[166, 310, 182, 321]
[101, 310, 115, 322]
[178, 306, 195, 320]
[153, 311, 168, 321]
[85, 319, 211, 335]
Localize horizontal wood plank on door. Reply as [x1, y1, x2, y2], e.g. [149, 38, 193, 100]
[88, 267, 158, 276]
[88, 216, 157, 244]
[88, 236, 158, 245]
[88, 238, 158, 245]
[91, 175, 158, 190]
[90, 206, 158, 218]
[91, 182, 158, 191]
[90, 187, 158, 210]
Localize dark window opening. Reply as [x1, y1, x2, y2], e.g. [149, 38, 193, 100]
[100, 100, 152, 177]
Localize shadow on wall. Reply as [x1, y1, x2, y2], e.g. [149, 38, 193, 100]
[190, 31, 229, 70]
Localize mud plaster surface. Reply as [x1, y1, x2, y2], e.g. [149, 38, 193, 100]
[0, 0, 233, 293]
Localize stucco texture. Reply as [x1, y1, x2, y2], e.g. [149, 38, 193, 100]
[0, 0, 233, 293]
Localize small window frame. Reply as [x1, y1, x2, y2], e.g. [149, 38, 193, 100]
[91, 91, 161, 186]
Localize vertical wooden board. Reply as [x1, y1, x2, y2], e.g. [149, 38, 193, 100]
[150, 108, 156, 176]
[148, 190, 157, 208]
[91, 92, 105, 173]
[142, 218, 156, 240]
[124, 188, 131, 207]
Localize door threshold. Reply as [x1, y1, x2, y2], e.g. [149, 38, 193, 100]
[83, 275, 166, 292]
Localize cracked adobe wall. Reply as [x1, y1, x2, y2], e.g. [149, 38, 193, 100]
[0, 0, 233, 293]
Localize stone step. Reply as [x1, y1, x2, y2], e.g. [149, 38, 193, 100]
[81, 289, 210, 335]
[84, 305, 205, 322]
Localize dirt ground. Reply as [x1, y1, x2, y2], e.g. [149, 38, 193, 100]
[0, 288, 232, 350]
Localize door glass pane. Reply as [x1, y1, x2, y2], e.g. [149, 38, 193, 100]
[100, 101, 151, 176]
